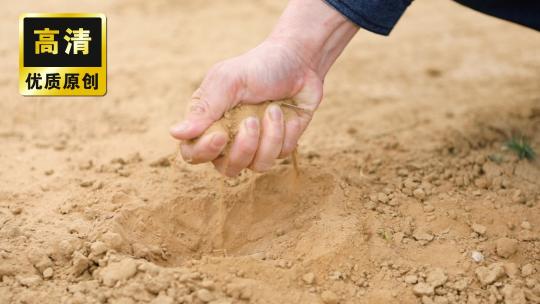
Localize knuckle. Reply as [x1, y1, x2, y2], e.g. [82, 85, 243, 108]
[237, 141, 257, 155]
[189, 98, 210, 115]
[207, 142, 223, 153]
[266, 132, 283, 145]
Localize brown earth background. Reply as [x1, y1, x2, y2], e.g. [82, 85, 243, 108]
[1, 0, 540, 303]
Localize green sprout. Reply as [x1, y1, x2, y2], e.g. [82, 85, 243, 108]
[506, 137, 536, 160]
[377, 228, 392, 241]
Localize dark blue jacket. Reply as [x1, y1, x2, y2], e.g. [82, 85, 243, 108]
[324, 0, 540, 35]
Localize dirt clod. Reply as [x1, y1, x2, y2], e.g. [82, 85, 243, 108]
[404, 275, 418, 284]
[302, 272, 316, 285]
[471, 223, 487, 235]
[71, 251, 90, 276]
[475, 263, 506, 286]
[99, 258, 138, 287]
[413, 283, 435, 296]
[495, 237, 518, 258]
[196, 289, 215, 303]
[426, 268, 447, 287]
[42, 267, 53, 279]
[321, 290, 339, 304]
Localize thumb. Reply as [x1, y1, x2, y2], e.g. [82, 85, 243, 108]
[170, 66, 242, 140]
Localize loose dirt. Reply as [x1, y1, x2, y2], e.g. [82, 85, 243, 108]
[1, 0, 539, 303]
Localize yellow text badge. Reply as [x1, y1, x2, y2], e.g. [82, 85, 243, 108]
[19, 13, 106, 96]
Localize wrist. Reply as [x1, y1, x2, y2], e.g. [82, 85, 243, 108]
[267, 0, 358, 78]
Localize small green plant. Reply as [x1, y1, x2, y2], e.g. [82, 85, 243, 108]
[376, 228, 392, 241]
[506, 137, 536, 160]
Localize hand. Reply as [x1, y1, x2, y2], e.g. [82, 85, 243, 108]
[170, 40, 322, 176]
[170, 0, 358, 176]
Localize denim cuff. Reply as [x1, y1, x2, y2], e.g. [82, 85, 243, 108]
[324, 0, 412, 36]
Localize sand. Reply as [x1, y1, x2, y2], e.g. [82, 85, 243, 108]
[196, 100, 300, 157]
[1, 0, 539, 303]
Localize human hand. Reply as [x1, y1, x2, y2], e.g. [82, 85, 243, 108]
[170, 0, 358, 176]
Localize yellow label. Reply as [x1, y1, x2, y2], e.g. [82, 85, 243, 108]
[19, 13, 106, 96]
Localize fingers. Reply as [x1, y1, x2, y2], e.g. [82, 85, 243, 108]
[170, 89, 216, 140]
[179, 102, 306, 175]
[213, 116, 260, 177]
[249, 105, 284, 172]
[170, 64, 242, 141]
[279, 116, 303, 158]
[179, 131, 229, 164]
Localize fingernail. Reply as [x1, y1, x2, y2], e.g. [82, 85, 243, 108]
[244, 116, 259, 136]
[268, 105, 282, 122]
[180, 145, 193, 163]
[211, 133, 228, 149]
[171, 122, 190, 135]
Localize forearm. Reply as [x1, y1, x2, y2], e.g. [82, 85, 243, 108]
[267, 0, 359, 78]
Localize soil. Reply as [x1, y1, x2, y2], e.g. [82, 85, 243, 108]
[1, 0, 540, 303]
[197, 100, 299, 156]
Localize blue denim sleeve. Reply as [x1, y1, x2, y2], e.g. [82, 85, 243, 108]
[455, 0, 540, 31]
[323, 0, 413, 36]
